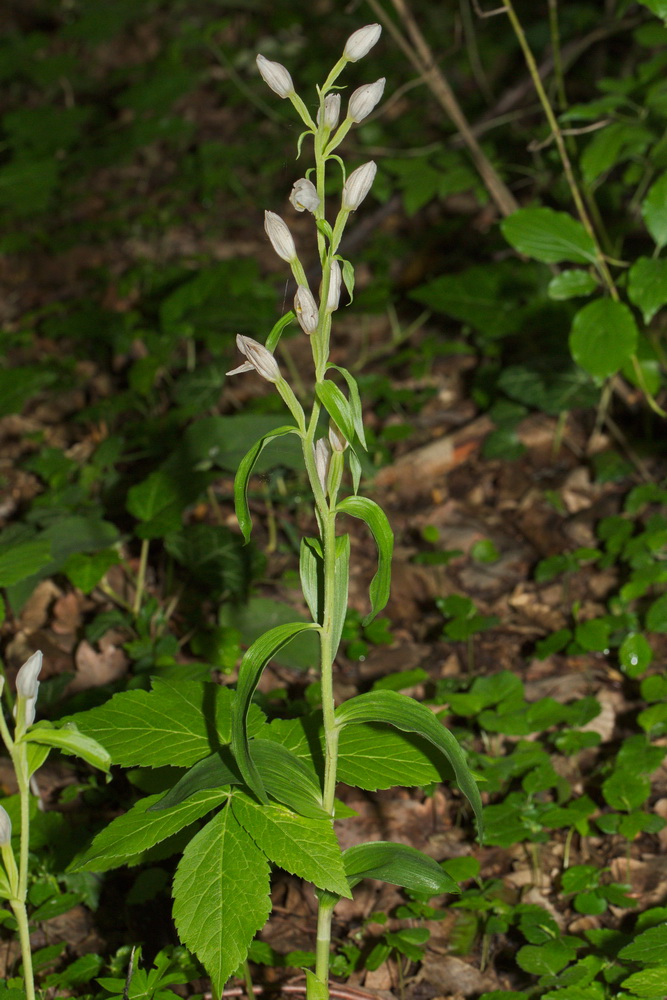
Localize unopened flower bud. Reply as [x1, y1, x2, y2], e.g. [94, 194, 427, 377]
[342, 161, 377, 211]
[314, 438, 331, 492]
[329, 422, 348, 453]
[317, 93, 341, 130]
[294, 286, 319, 335]
[0, 805, 11, 846]
[264, 211, 297, 262]
[290, 178, 320, 214]
[348, 78, 385, 123]
[227, 335, 280, 383]
[16, 650, 42, 700]
[344, 23, 382, 62]
[325, 259, 342, 312]
[256, 54, 294, 99]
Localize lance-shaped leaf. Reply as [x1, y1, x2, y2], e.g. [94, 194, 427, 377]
[151, 740, 326, 819]
[69, 789, 228, 873]
[343, 841, 460, 895]
[173, 804, 271, 994]
[334, 690, 483, 839]
[70, 679, 259, 768]
[232, 791, 351, 897]
[265, 310, 297, 353]
[232, 622, 321, 803]
[336, 496, 393, 625]
[234, 426, 302, 542]
[501, 207, 597, 265]
[326, 364, 367, 449]
[23, 722, 110, 773]
[299, 535, 349, 659]
[315, 380, 355, 445]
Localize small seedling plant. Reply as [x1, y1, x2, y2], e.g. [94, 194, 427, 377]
[62, 25, 483, 1000]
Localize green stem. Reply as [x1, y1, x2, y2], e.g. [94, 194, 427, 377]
[133, 538, 150, 616]
[11, 898, 35, 1000]
[315, 895, 337, 988]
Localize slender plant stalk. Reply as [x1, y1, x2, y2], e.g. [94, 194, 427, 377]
[366, 0, 519, 217]
[502, 0, 666, 418]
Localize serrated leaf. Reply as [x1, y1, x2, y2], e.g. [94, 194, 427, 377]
[628, 257, 667, 324]
[336, 496, 393, 625]
[343, 841, 460, 895]
[326, 364, 367, 449]
[23, 722, 110, 773]
[618, 924, 667, 962]
[502, 207, 597, 265]
[569, 299, 638, 378]
[334, 691, 482, 838]
[71, 679, 253, 768]
[548, 269, 598, 300]
[173, 805, 271, 993]
[234, 426, 301, 542]
[315, 380, 355, 445]
[642, 172, 667, 248]
[69, 789, 228, 872]
[151, 740, 326, 819]
[621, 966, 667, 998]
[231, 622, 321, 804]
[232, 792, 350, 897]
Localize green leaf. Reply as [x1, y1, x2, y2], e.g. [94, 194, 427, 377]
[71, 679, 252, 768]
[621, 967, 667, 998]
[547, 270, 598, 300]
[336, 496, 394, 625]
[231, 622, 321, 803]
[61, 548, 120, 594]
[501, 207, 597, 264]
[516, 940, 579, 976]
[305, 971, 329, 1000]
[619, 633, 653, 678]
[231, 791, 350, 897]
[326, 364, 367, 448]
[334, 691, 482, 838]
[619, 925, 667, 962]
[234, 427, 301, 543]
[580, 122, 652, 185]
[300, 537, 323, 624]
[172, 805, 271, 993]
[299, 535, 348, 658]
[628, 257, 667, 324]
[265, 310, 296, 353]
[647, 592, 667, 632]
[0, 539, 52, 587]
[151, 740, 326, 819]
[315, 380, 355, 445]
[69, 789, 227, 872]
[642, 172, 667, 249]
[569, 299, 638, 378]
[343, 841, 460, 895]
[23, 722, 110, 773]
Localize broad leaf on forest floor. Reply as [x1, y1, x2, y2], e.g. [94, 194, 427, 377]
[69, 789, 228, 872]
[334, 690, 483, 837]
[569, 299, 638, 378]
[173, 804, 271, 993]
[501, 207, 597, 265]
[70, 678, 263, 768]
[232, 791, 350, 896]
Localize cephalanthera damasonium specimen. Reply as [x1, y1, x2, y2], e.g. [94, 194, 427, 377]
[63, 22, 482, 1000]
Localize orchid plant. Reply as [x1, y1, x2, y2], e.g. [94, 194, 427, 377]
[1, 24, 482, 999]
[0, 651, 110, 997]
